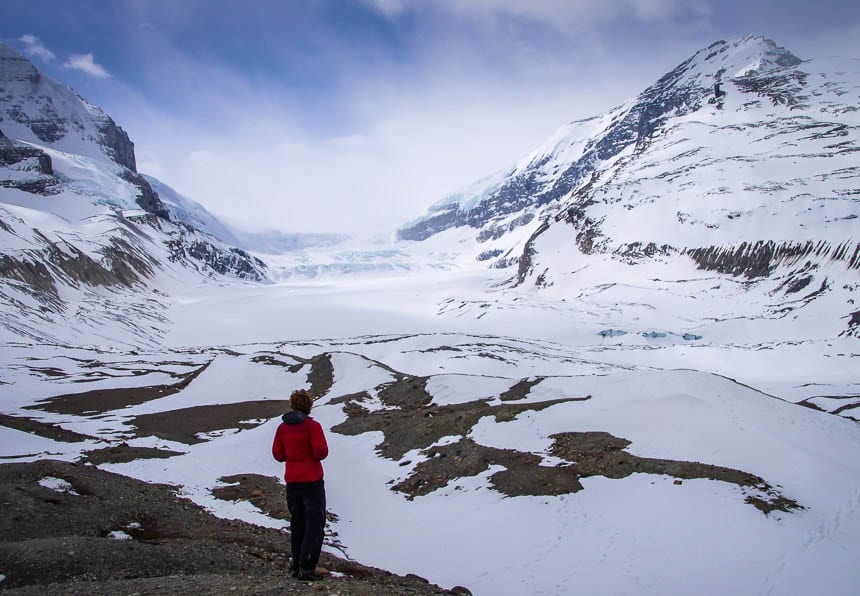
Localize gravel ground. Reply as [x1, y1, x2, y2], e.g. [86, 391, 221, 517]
[0, 460, 469, 595]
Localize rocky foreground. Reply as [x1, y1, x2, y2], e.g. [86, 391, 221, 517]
[0, 460, 469, 595]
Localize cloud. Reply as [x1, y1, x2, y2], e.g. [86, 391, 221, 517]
[363, 0, 709, 29]
[63, 53, 110, 78]
[114, 7, 686, 238]
[19, 34, 55, 61]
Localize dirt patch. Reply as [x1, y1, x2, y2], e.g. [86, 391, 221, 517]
[0, 413, 97, 443]
[262, 351, 335, 397]
[333, 374, 581, 461]
[80, 443, 184, 465]
[394, 438, 583, 498]
[549, 431, 802, 514]
[390, 431, 801, 514]
[25, 361, 213, 416]
[0, 460, 462, 595]
[498, 377, 545, 401]
[131, 399, 290, 445]
[212, 473, 290, 521]
[304, 352, 334, 397]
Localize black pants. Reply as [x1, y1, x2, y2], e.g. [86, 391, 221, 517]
[286, 479, 326, 572]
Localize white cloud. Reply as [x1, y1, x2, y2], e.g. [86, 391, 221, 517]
[364, 0, 708, 29]
[19, 34, 55, 61]
[108, 5, 707, 238]
[63, 53, 110, 78]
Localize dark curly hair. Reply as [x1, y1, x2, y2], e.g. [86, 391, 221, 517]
[290, 389, 313, 414]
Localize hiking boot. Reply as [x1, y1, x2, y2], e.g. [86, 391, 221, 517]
[297, 569, 325, 581]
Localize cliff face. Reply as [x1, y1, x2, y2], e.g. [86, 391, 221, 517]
[0, 127, 58, 194]
[98, 117, 137, 172]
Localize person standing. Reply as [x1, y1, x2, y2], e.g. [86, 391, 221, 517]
[272, 389, 329, 581]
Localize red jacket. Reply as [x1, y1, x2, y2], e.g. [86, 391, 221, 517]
[272, 411, 329, 483]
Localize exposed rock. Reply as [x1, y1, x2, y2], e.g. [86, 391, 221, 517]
[166, 235, 268, 282]
[685, 240, 860, 278]
[514, 220, 549, 286]
[98, 118, 136, 171]
[0, 253, 59, 301]
[120, 170, 169, 219]
[0, 129, 59, 194]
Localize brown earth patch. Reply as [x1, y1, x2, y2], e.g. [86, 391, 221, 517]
[391, 431, 801, 514]
[393, 438, 583, 498]
[131, 399, 289, 445]
[212, 473, 290, 521]
[80, 443, 184, 465]
[332, 374, 584, 461]
[25, 361, 213, 416]
[250, 351, 334, 397]
[548, 431, 801, 514]
[0, 413, 97, 443]
[303, 352, 334, 397]
[498, 377, 544, 401]
[549, 431, 760, 484]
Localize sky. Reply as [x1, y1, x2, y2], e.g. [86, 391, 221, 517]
[3, 0, 860, 237]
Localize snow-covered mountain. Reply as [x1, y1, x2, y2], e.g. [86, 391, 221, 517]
[0, 43, 267, 347]
[0, 43, 136, 171]
[398, 36, 859, 336]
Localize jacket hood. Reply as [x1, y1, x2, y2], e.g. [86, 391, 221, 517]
[282, 410, 309, 425]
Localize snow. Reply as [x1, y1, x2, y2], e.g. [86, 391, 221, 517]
[3, 324, 859, 595]
[0, 425, 100, 462]
[38, 476, 79, 495]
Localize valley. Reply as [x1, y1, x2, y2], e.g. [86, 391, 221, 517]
[1, 33, 859, 595]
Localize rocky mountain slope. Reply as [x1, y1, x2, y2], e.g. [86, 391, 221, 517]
[399, 36, 859, 337]
[0, 43, 267, 347]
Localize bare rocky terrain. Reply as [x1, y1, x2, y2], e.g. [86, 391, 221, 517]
[0, 459, 468, 595]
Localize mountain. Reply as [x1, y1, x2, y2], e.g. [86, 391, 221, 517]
[397, 36, 860, 337]
[0, 43, 267, 347]
[0, 43, 136, 171]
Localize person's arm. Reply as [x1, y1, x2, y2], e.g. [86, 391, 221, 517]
[272, 425, 285, 462]
[311, 421, 329, 461]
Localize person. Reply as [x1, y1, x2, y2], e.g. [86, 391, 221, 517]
[272, 389, 329, 581]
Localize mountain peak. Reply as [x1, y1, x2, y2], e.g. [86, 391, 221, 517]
[0, 42, 137, 172]
[397, 35, 811, 243]
[0, 42, 40, 84]
[690, 36, 802, 79]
